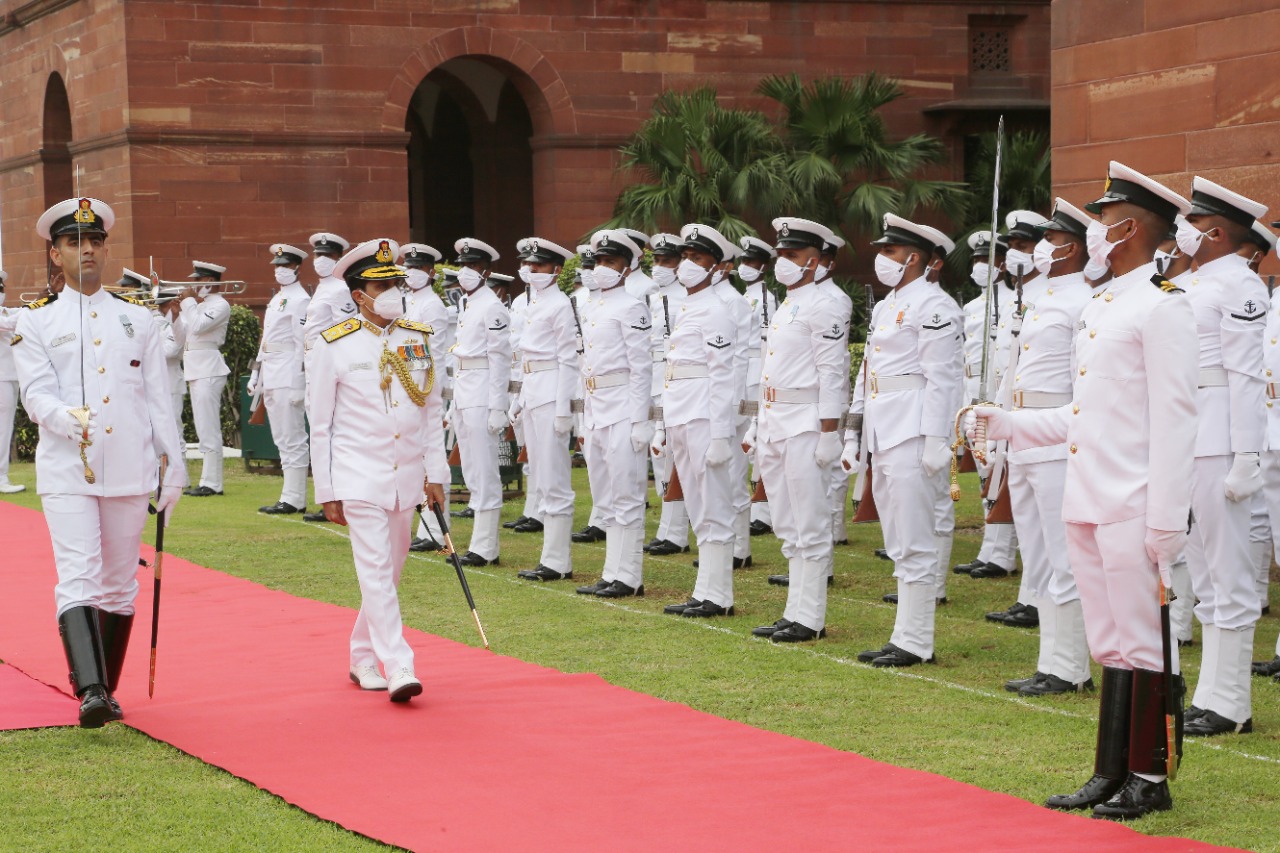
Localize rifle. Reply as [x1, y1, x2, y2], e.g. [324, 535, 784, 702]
[749, 285, 770, 499]
[984, 269, 1022, 525]
[1159, 580, 1181, 778]
[852, 282, 879, 524]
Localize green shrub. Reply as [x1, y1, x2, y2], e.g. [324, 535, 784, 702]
[220, 304, 261, 448]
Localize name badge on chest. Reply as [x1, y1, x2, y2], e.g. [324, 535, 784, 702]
[119, 315, 135, 338]
[51, 333, 76, 348]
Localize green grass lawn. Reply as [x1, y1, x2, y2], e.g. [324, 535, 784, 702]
[2, 459, 1278, 852]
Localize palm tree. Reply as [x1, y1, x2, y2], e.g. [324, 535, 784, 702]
[601, 87, 794, 242]
[756, 73, 968, 243]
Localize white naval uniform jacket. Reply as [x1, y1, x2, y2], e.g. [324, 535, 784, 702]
[664, 287, 736, 440]
[850, 275, 964, 453]
[1264, 293, 1280, 451]
[1182, 253, 1267, 457]
[508, 291, 529, 380]
[756, 282, 848, 442]
[307, 317, 448, 509]
[0, 302, 20, 381]
[13, 289, 187, 496]
[450, 286, 511, 413]
[997, 271, 1092, 465]
[1007, 263, 1198, 532]
[625, 269, 657, 303]
[151, 311, 186, 393]
[580, 284, 651, 430]
[519, 284, 578, 418]
[713, 279, 752, 417]
[256, 282, 310, 391]
[818, 278, 855, 412]
[405, 286, 449, 387]
[304, 276, 357, 356]
[962, 292, 986, 401]
[743, 281, 779, 390]
[647, 283, 686, 399]
[179, 292, 230, 381]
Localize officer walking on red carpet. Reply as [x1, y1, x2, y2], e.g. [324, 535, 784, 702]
[250, 244, 312, 515]
[308, 238, 448, 702]
[974, 162, 1197, 819]
[179, 260, 231, 497]
[14, 197, 186, 727]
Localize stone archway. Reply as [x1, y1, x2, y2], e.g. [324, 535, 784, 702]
[41, 72, 73, 211]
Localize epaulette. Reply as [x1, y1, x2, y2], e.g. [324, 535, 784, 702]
[1151, 273, 1182, 294]
[9, 335, 21, 347]
[395, 318, 434, 335]
[24, 293, 57, 309]
[111, 291, 147, 306]
[321, 317, 362, 343]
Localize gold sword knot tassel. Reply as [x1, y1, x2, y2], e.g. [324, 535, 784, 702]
[70, 405, 96, 484]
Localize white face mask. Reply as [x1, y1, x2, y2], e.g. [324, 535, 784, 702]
[197, 285, 212, 297]
[405, 269, 431, 291]
[773, 256, 807, 286]
[456, 266, 484, 293]
[312, 256, 336, 279]
[368, 287, 405, 320]
[1153, 249, 1176, 273]
[591, 266, 623, 291]
[1005, 248, 1035, 278]
[814, 263, 831, 284]
[273, 266, 296, 286]
[1085, 218, 1131, 270]
[677, 258, 710, 288]
[651, 265, 676, 288]
[1175, 219, 1208, 258]
[736, 263, 761, 283]
[711, 268, 726, 286]
[1084, 258, 1109, 282]
[969, 261, 992, 286]
[521, 268, 557, 290]
[875, 253, 913, 288]
[1032, 239, 1063, 275]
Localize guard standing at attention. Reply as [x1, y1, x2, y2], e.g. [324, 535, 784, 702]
[302, 231, 352, 522]
[736, 237, 778, 537]
[645, 233, 691, 557]
[0, 268, 26, 493]
[179, 260, 231, 497]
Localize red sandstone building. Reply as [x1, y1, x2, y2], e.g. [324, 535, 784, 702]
[0, 0, 1053, 302]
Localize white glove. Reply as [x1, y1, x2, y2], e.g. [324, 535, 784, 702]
[554, 415, 573, 436]
[651, 426, 666, 457]
[58, 407, 97, 442]
[507, 397, 523, 424]
[814, 430, 842, 467]
[964, 405, 1011, 442]
[1224, 452, 1263, 503]
[1144, 527, 1187, 588]
[840, 436, 860, 472]
[155, 485, 182, 527]
[486, 409, 508, 435]
[741, 419, 757, 455]
[706, 437, 731, 467]
[246, 372, 259, 396]
[442, 402, 453, 429]
[921, 436, 953, 476]
[630, 421, 655, 453]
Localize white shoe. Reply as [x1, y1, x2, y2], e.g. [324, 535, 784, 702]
[0, 482, 25, 494]
[387, 667, 422, 702]
[348, 664, 388, 691]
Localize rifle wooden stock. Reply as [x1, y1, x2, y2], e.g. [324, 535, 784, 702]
[959, 444, 978, 474]
[751, 478, 767, 502]
[985, 472, 1014, 524]
[503, 425, 516, 442]
[851, 459, 878, 524]
[664, 465, 684, 502]
[448, 441, 462, 466]
[516, 445, 528, 464]
[247, 397, 267, 426]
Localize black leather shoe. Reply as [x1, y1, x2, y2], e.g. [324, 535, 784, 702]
[78, 684, 120, 729]
[770, 623, 825, 643]
[409, 536, 442, 553]
[682, 601, 734, 618]
[875, 548, 891, 561]
[767, 574, 789, 586]
[833, 538, 849, 546]
[1020, 674, 1095, 696]
[513, 518, 544, 533]
[857, 644, 891, 662]
[458, 552, 498, 567]
[1045, 774, 1125, 811]
[969, 562, 1016, 579]
[871, 643, 934, 667]
[664, 598, 702, 614]
[571, 525, 606, 543]
[184, 485, 222, 497]
[1252, 655, 1280, 677]
[303, 510, 328, 522]
[752, 619, 792, 637]
[1005, 672, 1044, 692]
[259, 501, 303, 515]
[882, 593, 946, 605]
[596, 580, 643, 598]
[503, 515, 530, 529]
[1092, 774, 1172, 820]
[749, 520, 773, 536]
[1184, 709, 1252, 736]
[952, 558, 985, 575]
[575, 579, 610, 595]
[1177, 638, 1195, 648]
[451, 507, 474, 519]
[646, 539, 688, 556]
[1002, 604, 1039, 628]
[1186, 705, 1205, 721]
[986, 601, 1037, 626]
[517, 565, 571, 581]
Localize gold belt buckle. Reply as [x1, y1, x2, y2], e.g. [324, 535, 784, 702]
[523, 361, 532, 374]
[586, 375, 597, 392]
[764, 387, 777, 403]
[869, 376, 879, 394]
[1011, 390, 1023, 409]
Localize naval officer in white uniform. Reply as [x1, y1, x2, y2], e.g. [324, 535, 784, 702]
[179, 260, 231, 497]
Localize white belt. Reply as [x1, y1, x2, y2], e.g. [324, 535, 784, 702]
[665, 363, 708, 381]
[1198, 367, 1228, 388]
[747, 347, 762, 359]
[185, 342, 220, 351]
[1011, 390, 1072, 409]
[523, 359, 557, 374]
[651, 347, 665, 364]
[762, 386, 818, 404]
[585, 371, 627, 392]
[262, 342, 294, 354]
[965, 364, 978, 379]
[457, 357, 488, 370]
[868, 374, 925, 394]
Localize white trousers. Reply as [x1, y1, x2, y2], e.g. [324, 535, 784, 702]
[1009, 459, 1077, 604]
[1066, 516, 1175, 674]
[826, 456, 850, 543]
[759, 431, 831, 630]
[931, 465, 956, 599]
[43, 493, 150, 617]
[654, 441, 690, 547]
[0, 380, 18, 484]
[264, 387, 309, 471]
[977, 519, 1018, 569]
[457, 406, 502, 512]
[670, 420, 735, 607]
[188, 374, 227, 491]
[523, 402, 573, 518]
[345, 500, 415, 677]
[730, 420, 751, 560]
[171, 389, 186, 444]
[1249, 487, 1271, 610]
[874, 437, 945, 585]
[583, 420, 646, 530]
[1186, 454, 1259, 631]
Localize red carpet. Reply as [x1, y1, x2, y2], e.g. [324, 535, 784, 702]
[0, 663, 79, 730]
[0, 501, 1233, 852]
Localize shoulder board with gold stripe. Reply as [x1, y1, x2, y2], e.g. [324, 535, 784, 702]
[9, 335, 22, 347]
[395, 318, 434, 335]
[111, 291, 147, 306]
[1150, 273, 1182, 294]
[321, 317, 362, 343]
[25, 293, 57, 310]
